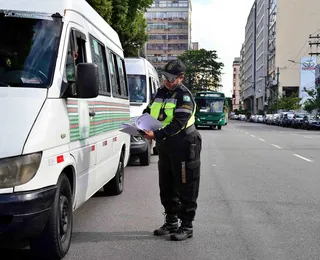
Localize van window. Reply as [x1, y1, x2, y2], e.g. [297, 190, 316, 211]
[128, 75, 147, 103]
[109, 51, 121, 96]
[148, 77, 154, 101]
[116, 56, 128, 97]
[64, 30, 87, 83]
[0, 15, 62, 87]
[89, 36, 110, 94]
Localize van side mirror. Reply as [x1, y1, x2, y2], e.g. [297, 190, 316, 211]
[75, 63, 99, 99]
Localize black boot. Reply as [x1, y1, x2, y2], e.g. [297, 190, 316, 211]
[154, 214, 179, 236]
[170, 222, 193, 241]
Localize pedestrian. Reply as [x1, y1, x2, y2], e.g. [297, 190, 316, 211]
[143, 60, 202, 241]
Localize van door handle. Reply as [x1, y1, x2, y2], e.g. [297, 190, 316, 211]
[89, 111, 96, 117]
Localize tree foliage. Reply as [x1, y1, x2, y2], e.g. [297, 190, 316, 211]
[178, 49, 224, 93]
[267, 93, 302, 113]
[303, 87, 320, 113]
[87, 0, 152, 56]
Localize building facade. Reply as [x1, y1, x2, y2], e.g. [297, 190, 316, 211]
[255, 0, 269, 112]
[145, 0, 192, 70]
[240, 0, 320, 113]
[242, 2, 256, 112]
[232, 57, 241, 111]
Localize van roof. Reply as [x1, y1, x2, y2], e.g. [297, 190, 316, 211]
[125, 58, 158, 76]
[0, 0, 121, 48]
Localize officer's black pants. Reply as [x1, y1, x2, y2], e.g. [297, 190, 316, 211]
[156, 129, 202, 223]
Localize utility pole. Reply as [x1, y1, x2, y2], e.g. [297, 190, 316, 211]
[309, 34, 320, 56]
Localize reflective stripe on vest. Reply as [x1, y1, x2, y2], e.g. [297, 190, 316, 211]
[150, 97, 196, 133]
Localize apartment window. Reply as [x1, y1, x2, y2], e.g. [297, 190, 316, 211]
[89, 36, 110, 94]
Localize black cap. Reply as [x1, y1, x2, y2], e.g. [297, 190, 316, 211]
[161, 60, 186, 79]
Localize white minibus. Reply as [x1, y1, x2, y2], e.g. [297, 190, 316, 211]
[125, 58, 160, 165]
[0, 0, 130, 259]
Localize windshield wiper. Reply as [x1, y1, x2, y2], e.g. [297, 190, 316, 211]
[0, 82, 10, 87]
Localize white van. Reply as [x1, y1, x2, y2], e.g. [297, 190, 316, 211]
[125, 58, 160, 166]
[0, 0, 130, 258]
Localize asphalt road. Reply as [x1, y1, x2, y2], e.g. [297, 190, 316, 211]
[4, 121, 320, 260]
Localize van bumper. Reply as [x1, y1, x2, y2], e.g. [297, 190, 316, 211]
[0, 186, 56, 242]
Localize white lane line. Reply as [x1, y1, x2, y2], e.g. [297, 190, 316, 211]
[293, 154, 313, 162]
[250, 135, 256, 138]
[304, 136, 312, 139]
[271, 144, 282, 149]
[258, 138, 266, 142]
[245, 132, 249, 134]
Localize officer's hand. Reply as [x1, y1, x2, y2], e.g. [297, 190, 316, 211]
[144, 130, 155, 140]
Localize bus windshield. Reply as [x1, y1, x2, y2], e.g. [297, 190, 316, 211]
[196, 98, 225, 113]
[128, 74, 147, 103]
[0, 12, 62, 88]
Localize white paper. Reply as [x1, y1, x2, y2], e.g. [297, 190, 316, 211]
[119, 123, 142, 136]
[119, 114, 163, 136]
[135, 113, 163, 131]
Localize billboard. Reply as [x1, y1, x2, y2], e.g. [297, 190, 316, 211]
[299, 56, 318, 104]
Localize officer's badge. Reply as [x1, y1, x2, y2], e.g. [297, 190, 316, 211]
[183, 95, 191, 102]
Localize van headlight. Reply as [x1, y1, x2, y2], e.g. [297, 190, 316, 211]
[219, 118, 225, 122]
[0, 152, 42, 188]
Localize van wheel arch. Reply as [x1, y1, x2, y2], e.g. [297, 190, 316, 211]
[61, 165, 76, 200]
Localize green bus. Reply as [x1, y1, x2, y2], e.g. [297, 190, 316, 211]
[194, 91, 228, 130]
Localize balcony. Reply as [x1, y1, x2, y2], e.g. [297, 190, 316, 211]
[147, 18, 188, 23]
[147, 28, 188, 34]
[146, 49, 187, 55]
[147, 38, 188, 44]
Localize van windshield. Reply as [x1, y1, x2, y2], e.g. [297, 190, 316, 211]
[0, 12, 62, 88]
[128, 74, 147, 103]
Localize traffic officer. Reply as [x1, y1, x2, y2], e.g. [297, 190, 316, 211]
[143, 60, 202, 241]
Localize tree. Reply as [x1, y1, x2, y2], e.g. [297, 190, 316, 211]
[178, 49, 224, 92]
[87, 0, 152, 56]
[303, 87, 320, 113]
[277, 93, 302, 111]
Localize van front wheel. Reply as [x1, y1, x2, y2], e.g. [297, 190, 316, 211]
[30, 173, 73, 260]
[103, 151, 124, 196]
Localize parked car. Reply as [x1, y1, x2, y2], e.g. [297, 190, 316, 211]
[282, 112, 295, 127]
[301, 114, 320, 130]
[291, 113, 308, 128]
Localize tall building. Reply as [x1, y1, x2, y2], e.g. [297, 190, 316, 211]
[242, 2, 256, 112]
[239, 44, 245, 108]
[240, 0, 320, 113]
[232, 57, 241, 111]
[145, 0, 192, 70]
[255, 0, 269, 112]
[268, 0, 320, 102]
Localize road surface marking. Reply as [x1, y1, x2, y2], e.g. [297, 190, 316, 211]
[250, 135, 256, 138]
[291, 133, 297, 136]
[245, 132, 249, 134]
[212, 164, 216, 167]
[293, 154, 313, 162]
[259, 138, 266, 142]
[271, 144, 282, 149]
[304, 136, 312, 139]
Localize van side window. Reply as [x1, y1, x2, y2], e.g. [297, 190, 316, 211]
[148, 77, 153, 101]
[64, 30, 87, 83]
[89, 36, 110, 94]
[108, 51, 121, 96]
[116, 56, 128, 97]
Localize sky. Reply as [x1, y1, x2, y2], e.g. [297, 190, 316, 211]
[191, 0, 254, 97]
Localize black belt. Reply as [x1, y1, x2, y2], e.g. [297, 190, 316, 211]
[184, 124, 196, 135]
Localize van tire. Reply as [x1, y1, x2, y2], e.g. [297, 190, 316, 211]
[30, 173, 73, 260]
[217, 126, 222, 130]
[103, 151, 124, 196]
[139, 141, 151, 166]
